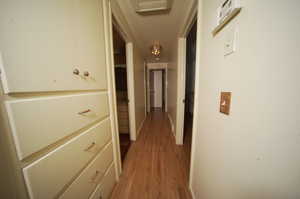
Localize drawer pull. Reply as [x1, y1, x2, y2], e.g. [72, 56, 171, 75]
[90, 170, 103, 183]
[78, 109, 91, 115]
[84, 71, 90, 77]
[84, 142, 96, 152]
[73, 69, 80, 75]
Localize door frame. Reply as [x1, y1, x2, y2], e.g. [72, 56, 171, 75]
[102, 0, 122, 179]
[103, 0, 137, 178]
[125, 43, 137, 141]
[146, 63, 168, 113]
[175, 0, 200, 192]
[175, 1, 198, 145]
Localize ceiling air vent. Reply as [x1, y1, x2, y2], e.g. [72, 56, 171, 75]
[136, 0, 171, 13]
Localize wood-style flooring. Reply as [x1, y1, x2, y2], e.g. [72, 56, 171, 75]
[111, 112, 192, 199]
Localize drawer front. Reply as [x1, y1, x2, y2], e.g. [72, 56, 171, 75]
[23, 119, 112, 199]
[89, 163, 116, 199]
[6, 92, 109, 160]
[0, 0, 107, 94]
[60, 143, 114, 199]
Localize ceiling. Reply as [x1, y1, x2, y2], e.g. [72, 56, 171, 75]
[115, 0, 193, 62]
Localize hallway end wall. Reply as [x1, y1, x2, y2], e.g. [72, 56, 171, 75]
[133, 45, 146, 138]
[191, 0, 300, 198]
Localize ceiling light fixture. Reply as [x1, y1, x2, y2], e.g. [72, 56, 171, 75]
[151, 41, 162, 57]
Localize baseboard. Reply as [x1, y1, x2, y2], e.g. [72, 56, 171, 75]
[137, 116, 146, 137]
[167, 113, 175, 134]
[190, 185, 196, 199]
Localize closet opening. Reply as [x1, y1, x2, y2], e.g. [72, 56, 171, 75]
[112, 25, 131, 163]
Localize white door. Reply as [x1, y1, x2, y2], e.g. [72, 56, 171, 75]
[154, 71, 162, 108]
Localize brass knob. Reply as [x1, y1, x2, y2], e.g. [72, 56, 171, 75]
[73, 69, 80, 75]
[84, 71, 90, 77]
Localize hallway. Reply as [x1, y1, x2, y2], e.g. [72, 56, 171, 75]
[111, 112, 192, 199]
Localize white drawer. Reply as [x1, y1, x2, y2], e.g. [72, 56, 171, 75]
[23, 119, 112, 199]
[89, 163, 117, 199]
[59, 143, 114, 199]
[6, 92, 109, 160]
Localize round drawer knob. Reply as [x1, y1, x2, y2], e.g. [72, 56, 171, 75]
[84, 71, 90, 77]
[73, 69, 80, 75]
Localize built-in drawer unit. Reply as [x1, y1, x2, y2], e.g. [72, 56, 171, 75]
[59, 143, 114, 199]
[89, 163, 117, 199]
[23, 119, 112, 199]
[6, 92, 109, 160]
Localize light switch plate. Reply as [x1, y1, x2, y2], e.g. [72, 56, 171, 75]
[220, 92, 231, 115]
[224, 28, 237, 56]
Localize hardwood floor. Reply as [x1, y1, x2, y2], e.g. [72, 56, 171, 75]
[111, 112, 192, 199]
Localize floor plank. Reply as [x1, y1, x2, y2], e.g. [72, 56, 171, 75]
[111, 112, 192, 199]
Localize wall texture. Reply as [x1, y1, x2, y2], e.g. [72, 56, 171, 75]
[132, 45, 146, 137]
[191, 0, 300, 198]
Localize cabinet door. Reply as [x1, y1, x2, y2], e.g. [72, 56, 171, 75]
[0, 0, 107, 93]
[75, 0, 108, 91]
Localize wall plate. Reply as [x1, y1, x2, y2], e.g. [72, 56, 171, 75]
[220, 92, 231, 115]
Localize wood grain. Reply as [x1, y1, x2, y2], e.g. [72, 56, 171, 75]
[110, 112, 192, 199]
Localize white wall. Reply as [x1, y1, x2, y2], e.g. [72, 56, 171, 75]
[132, 44, 146, 137]
[191, 0, 300, 198]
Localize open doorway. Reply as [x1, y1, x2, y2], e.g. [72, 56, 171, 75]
[148, 67, 167, 112]
[149, 69, 165, 112]
[183, 20, 197, 173]
[112, 25, 131, 163]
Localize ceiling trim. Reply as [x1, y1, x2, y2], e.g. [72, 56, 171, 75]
[110, 0, 145, 57]
[110, 0, 135, 43]
[178, 0, 198, 37]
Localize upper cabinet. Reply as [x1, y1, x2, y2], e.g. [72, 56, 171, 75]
[0, 0, 107, 94]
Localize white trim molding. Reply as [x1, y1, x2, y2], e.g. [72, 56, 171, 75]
[175, 38, 187, 145]
[189, 0, 203, 192]
[137, 116, 146, 136]
[146, 63, 168, 113]
[167, 113, 175, 134]
[178, 0, 198, 37]
[102, 0, 122, 178]
[126, 43, 137, 141]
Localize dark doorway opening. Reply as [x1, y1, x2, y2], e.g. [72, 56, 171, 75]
[112, 25, 131, 163]
[183, 20, 197, 175]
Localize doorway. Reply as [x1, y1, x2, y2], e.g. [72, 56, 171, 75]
[112, 25, 131, 163]
[149, 69, 166, 112]
[183, 20, 197, 173]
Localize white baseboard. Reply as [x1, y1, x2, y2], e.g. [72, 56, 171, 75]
[137, 116, 146, 137]
[167, 113, 175, 134]
[190, 186, 196, 199]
